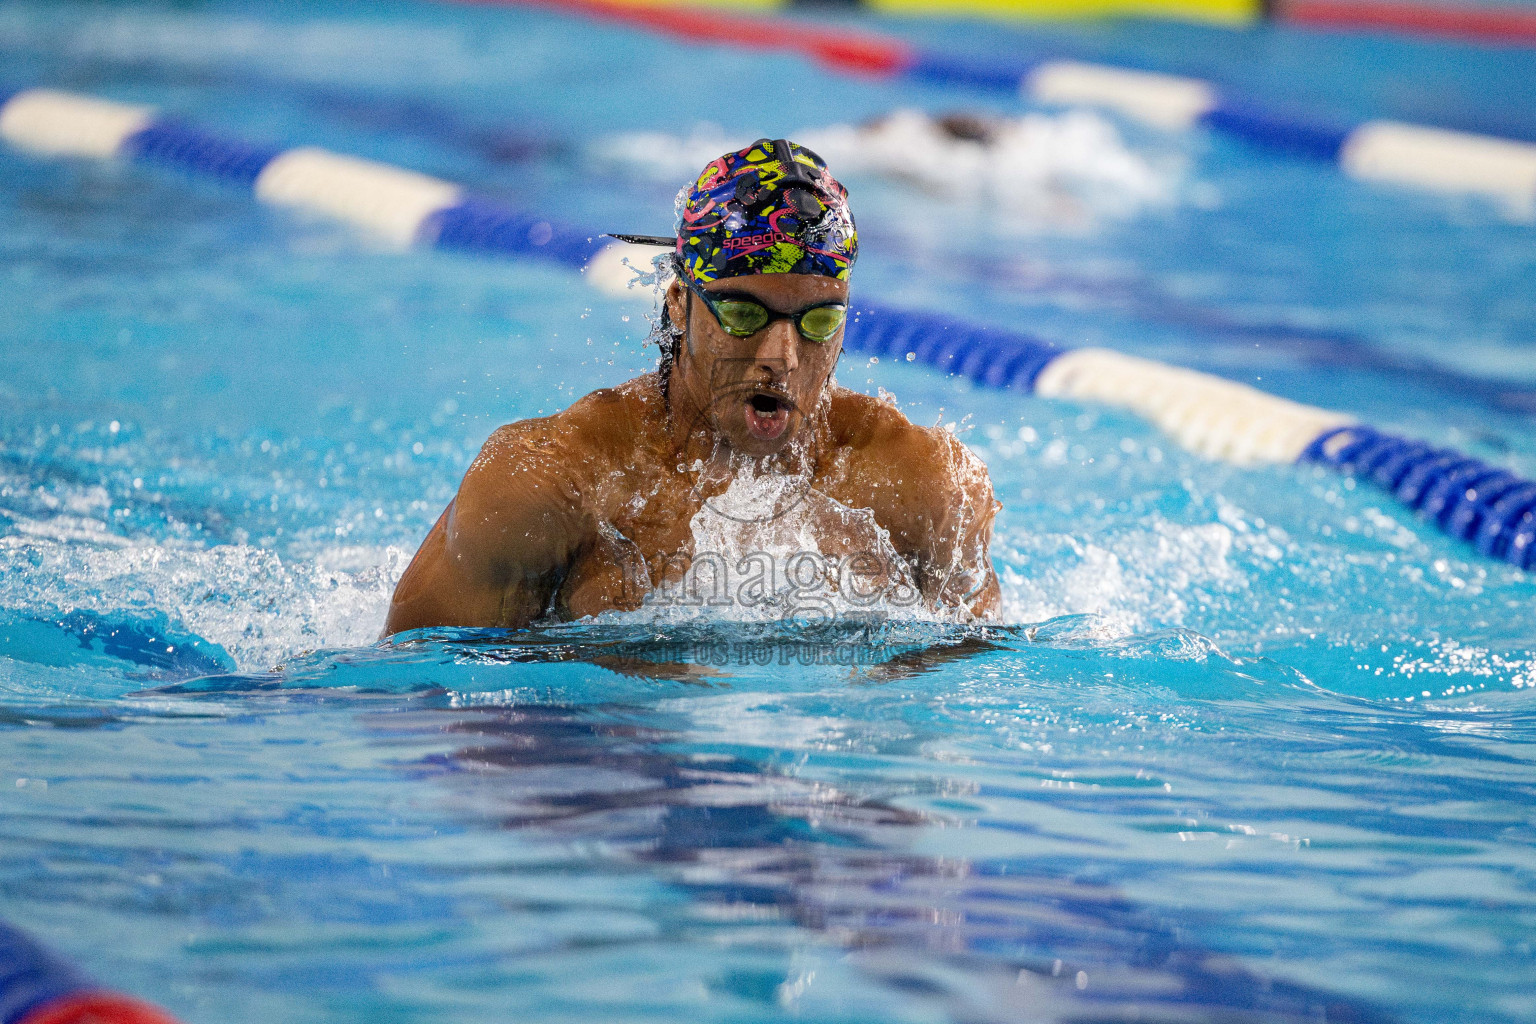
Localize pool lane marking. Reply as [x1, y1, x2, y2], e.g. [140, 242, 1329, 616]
[490, 0, 1536, 207]
[3, 86, 1532, 569]
[15, 63, 1528, 416]
[955, 59, 1536, 206]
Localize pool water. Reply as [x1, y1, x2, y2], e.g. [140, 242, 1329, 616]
[2, 1, 1535, 1022]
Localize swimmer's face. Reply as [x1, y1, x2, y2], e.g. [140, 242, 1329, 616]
[667, 272, 848, 458]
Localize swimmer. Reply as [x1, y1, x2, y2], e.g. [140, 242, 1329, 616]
[384, 139, 1000, 633]
[875, 110, 1004, 146]
[595, 111, 1167, 223]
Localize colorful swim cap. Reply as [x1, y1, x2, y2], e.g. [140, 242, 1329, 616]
[674, 138, 857, 284]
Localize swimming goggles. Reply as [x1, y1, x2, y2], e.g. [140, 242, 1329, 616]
[683, 274, 847, 343]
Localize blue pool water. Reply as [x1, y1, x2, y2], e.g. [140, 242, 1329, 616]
[2, 1, 1535, 1021]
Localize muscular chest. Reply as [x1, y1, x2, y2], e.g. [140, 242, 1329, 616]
[555, 468, 703, 618]
[553, 462, 909, 620]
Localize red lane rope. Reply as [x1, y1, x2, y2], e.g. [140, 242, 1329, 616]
[456, 0, 1536, 70]
[1280, 0, 1536, 46]
[457, 0, 915, 75]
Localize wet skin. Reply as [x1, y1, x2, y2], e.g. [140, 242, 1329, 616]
[383, 272, 1002, 634]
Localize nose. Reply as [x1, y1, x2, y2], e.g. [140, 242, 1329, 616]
[754, 318, 799, 378]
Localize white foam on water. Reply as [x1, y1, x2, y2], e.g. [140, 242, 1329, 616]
[996, 519, 1243, 637]
[807, 110, 1178, 220]
[0, 514, 404, 672]
[593, 109, 1181, 227]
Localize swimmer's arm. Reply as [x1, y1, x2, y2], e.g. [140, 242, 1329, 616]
[382, 423, 589, 635]
[886, 428, 1002, 620]
[934, 439, 1003, 619]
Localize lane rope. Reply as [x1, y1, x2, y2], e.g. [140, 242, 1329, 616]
[12, 67, 1525, 413]
[486, 0, 1536, 207]
[2, 87, 1531, 569]
[489, 0, 1536, 46]
[1277, 0, 1536, 46]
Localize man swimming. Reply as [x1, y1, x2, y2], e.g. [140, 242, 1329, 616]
[384, 139, 1000, 633]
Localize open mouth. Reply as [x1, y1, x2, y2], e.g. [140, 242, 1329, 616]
[743, 390, 791, 441]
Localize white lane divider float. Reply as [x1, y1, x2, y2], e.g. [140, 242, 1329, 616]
[253, 147, 465, 249]
[1340, 121, 1536, 203]
[0, 88, 155, 158]
[1027, 62, 1218, 132]
[1035, 349, 1354, 467]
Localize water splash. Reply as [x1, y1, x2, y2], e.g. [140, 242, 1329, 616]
[593, 109, 1183, 228]
[619, 463, 935, 624]
[0, 518, 402, 673]
[996, 519, 1242, 637]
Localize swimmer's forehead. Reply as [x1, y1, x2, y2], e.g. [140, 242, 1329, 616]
[700, 273, 847, 302]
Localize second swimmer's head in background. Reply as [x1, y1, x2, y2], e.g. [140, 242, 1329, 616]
[623, 138, 859, 457]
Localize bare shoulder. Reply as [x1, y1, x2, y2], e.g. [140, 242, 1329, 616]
[466, 375, 660, 487]
[554, 374, 664, 453]
[450, 377, 662, 572]
[827, 387, 991, 498]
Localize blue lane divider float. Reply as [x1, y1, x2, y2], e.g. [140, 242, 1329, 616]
[1, 920, 181, 1024]
[0, 87, 1530, 570]
[1305, 426, 1536, 566]
[845, 303, 1063, 392]
[125, 119, 287, 187]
